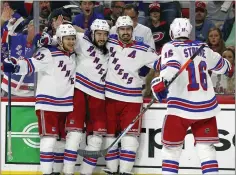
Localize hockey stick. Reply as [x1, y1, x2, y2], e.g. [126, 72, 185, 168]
[7, 35, 13, 161]
[77, 44, 206, 158]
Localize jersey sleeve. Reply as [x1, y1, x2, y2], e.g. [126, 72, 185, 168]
[144, 47, 161, 71]
[160, 43, 182, 82]
[16, 48, 52, 75]
[74, 32, 83, 54]
[207, 49, 231, 75]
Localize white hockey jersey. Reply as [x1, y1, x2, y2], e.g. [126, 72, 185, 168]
[74, 33, 109, 100]
[160, 40, 231, 119]
[16, 46, 76, 112]
[105, 34, 161, 103]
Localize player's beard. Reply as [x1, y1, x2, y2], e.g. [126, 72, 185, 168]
[94, 40, 106, 50]
[121, 34, 131, 43]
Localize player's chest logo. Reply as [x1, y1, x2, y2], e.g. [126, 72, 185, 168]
[135, 36, 144, 42]
[109, 47, 134, 84]
[153, 32, 164, 42]
[87, 45, 105, 75]
[57, 60, 71, 77]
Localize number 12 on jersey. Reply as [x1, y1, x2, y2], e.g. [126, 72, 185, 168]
[186, 61, 207, 91]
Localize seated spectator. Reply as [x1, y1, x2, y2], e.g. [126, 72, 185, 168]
[206, 1, 234, 28]
[195, 1, 215, 42]
[212, 48, 235, 94]
[72, 1, 104, 33]
[207, 27, 226, 55]
[145, 2, 170, 53]
[105, 1, 125, 27]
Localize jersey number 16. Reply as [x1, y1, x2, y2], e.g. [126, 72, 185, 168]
[186, 61, 207, 91]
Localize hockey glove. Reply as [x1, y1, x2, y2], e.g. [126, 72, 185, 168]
[151, 77, 168, 102]
[37, 32, 52, 48]
[3, 57, 19, 73]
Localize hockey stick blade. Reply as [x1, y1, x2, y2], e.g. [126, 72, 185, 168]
[78, 148, 108, 159]
[77, 44, 205, 158]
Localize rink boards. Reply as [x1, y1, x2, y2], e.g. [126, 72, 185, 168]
[0, 96, 235, 174]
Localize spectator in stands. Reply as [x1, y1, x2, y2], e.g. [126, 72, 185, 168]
[145, 2, 170, 53]
[1, 1, 27, 31]
[207, 27, 226, 77]
[110, 3, 155, 49]
[212, 48, 235, 94]
[1, 1, 27, 64]
[223, 48, 235, 94]
[159, 1, 182, 25]
[1, 20, 39, 97]
[206, 1, 234, 28]
[105, 1, 125, 27]
[207, 27, 226, 55]
[39, 1, 51, 24]
[72, 1, 104, 33]
[144, 2, 171, 98]
[222, 2, 235, 49]
[195, 1, 215, 42]
[48, 7, 73, 35]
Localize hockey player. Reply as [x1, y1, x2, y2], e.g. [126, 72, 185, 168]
[103, 16, 160, 175]
[62, 19, 110, 175]
[151, 18, 231, 175]
[3, 24, 77, 175]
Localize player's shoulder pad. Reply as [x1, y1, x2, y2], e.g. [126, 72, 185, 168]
[108, 34, 119, 45]
[36, 46, 57, 57]
[192, 40, 209, 48]
[47, 46, 60, 52]
[109, 34, 118, 40]
[133, 41, 151, 52]
[77, 32, 84, 39]
[162, 42, 174, 50]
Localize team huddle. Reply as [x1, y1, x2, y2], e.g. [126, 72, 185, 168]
[2, 16, 231, 175]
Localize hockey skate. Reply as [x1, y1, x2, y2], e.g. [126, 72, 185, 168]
[50, 173, 60, 175]
[102, 168, 118, 175]
[120, 172, 134, 175]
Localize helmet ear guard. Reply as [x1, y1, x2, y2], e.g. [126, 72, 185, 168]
[169, 18, 192, 40]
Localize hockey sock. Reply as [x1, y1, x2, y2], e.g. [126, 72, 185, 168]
[40, 136, 57, 174]
[120, 136, 139, 173]
[162, 160, 179, 174]
[63, 131, 83, 174]
[80, 135, 103, 174]
[201, 160, 218, 174]
[104, 137, 119, 173]
[53, 140, 65, 173]
[196, 143, 218, 174]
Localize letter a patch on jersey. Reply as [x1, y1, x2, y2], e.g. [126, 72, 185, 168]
[128, 50, 136, 59]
